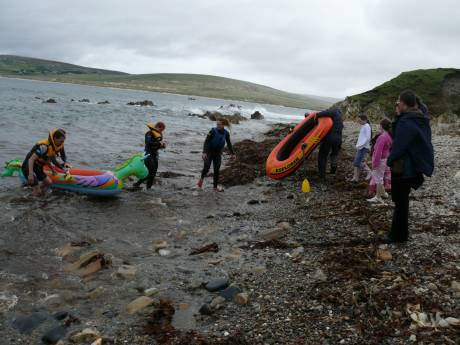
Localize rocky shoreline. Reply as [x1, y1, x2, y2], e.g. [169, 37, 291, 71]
[0, 122, 458, 345]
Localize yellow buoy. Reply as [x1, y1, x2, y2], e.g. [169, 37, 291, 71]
[301, 178, 310, 193]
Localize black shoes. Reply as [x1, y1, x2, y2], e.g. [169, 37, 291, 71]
[382, 234, 408, 244]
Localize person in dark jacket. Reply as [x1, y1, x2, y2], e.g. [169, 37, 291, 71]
[314, 108, 344, 180]
[197, 119, 235, 192]
[133, 122, 166, 189]
[386, 90, 434, 243]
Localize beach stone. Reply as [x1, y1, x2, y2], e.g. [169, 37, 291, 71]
[12, 312, 48, 334]
[152, 240, 168, 250]
[116, 265, 136, 279]
[126, 296, 154, 314]
[70, 328, 100, 343]
[277, 222, 292, 230]
[234, 293, 249, 305]
[88, 286, 108, 300]
[145, 287, 160, 296]
[312, 268, 327, 282]
[158, 249, 171, 257]
[259, 227, 289, 241]
[210, 296, 226, 309]
[219, 286, 242, 301]
[199, 304, 213, 315]
[247, 199, 260, 205]
[291, 246, 305, 258]
[53, 311, 69, 321]
[205, 278, 229, 292]
[252, 266, 267, 275]
[454, 171, 460, 180]
[42, 325, 67, 344]
[376, 248, 392, 261]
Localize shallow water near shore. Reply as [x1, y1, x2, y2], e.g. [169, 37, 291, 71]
[0, 78, 308, 341]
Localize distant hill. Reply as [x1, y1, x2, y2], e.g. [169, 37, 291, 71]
[0, 55, 333, 110]
[0, 55, 127, 75]
[336, 68, 460, 119]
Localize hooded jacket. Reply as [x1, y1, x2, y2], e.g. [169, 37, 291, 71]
[387, 111, 434, 178]
[316, 109, 344, 140]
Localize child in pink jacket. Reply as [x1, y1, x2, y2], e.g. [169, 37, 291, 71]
[368, 119, 393, 203]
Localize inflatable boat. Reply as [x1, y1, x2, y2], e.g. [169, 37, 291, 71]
[1, 153, 149, 197]
[266, 112, 333, 179]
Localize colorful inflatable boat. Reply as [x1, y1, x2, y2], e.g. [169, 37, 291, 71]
[1, 153, 149, 197]
[266, 112, 333, 179]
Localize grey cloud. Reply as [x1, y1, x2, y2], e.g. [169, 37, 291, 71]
[0, 0, 459, 97]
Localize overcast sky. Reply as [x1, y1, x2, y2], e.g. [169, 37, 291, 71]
[1, 0, 459, 98]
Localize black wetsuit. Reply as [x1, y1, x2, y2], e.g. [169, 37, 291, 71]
[21, 143, 66, 185]
[134, 130, 163, 189]
[316, 109, 343, 179]
[201, 127, 234, 188]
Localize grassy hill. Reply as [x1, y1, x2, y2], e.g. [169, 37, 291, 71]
[337, 68, 460, 119]
[0, 55, 126, 75]
[0, 55, 332, 110]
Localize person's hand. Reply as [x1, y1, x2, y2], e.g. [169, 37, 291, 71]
[160, 141, 166, 149]
[230, 154, 236, 161]
[202, 153, 208, 161]
[63, 162, 72, 169]
[28, 173, 35, 185]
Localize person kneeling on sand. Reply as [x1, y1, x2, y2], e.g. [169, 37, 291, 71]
[385, 90, 434, 243]
[367, 118, 393, 203]
[22, 128, 69, 196]
[197, 119, 235, 192]
[134, 121, 166, 190]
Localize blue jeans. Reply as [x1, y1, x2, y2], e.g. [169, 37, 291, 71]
[353, 148, 369, 168]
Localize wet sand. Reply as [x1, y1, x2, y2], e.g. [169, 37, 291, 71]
[0, 122, 459, 345]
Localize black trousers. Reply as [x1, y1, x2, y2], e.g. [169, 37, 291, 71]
[318, 135, 341, 178]
[201, 152, 222, 188]
[135, 154, 158, 189]
[390, 174, 424, 241]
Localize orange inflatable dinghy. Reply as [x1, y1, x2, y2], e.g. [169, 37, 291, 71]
[266, 112, 333, 179]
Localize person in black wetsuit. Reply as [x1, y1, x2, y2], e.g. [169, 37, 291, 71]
[133, 122, 166, 189]
[197, 119, 235, 192]
[314, 108, 344, 181]
[22, 128, 69, 196]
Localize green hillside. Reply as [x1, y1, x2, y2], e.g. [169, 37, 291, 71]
[0, 55, 332, 110]
[0, 55, 126, 75]
[339, 68, 460, 118]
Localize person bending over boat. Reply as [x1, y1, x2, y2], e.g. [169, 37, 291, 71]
[197, 119, 236, 192]
[22, 128, 69, 196]
[134, 122, 166, 189]
[314, 108, 344, 181]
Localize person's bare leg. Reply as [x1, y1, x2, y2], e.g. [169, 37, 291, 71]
[376, 183, 385, 198]
[352, 167, 360, 181]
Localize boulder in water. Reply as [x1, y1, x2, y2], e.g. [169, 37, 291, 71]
[127, 100, 154, 106]
[203, 111, 247, 124]
[251, 111, 264, 120]
[97, 100, 110, 104]
[78, 98, 90, 103]
[44, 98, 57, 104]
